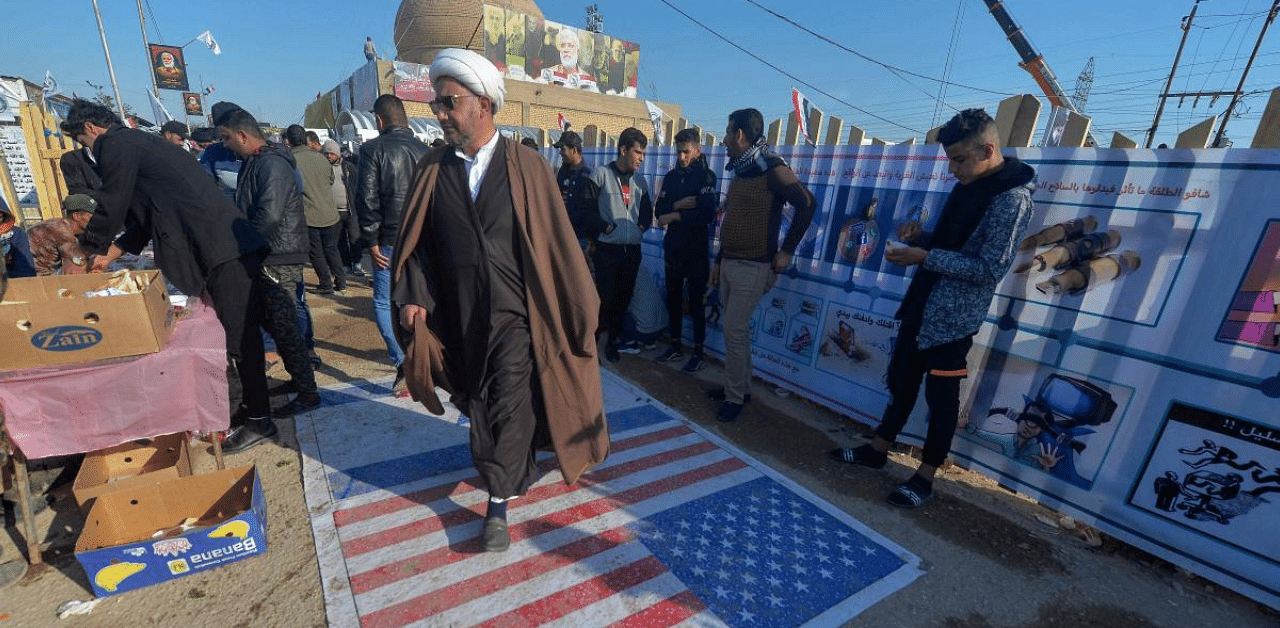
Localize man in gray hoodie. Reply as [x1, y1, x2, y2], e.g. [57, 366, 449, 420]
[574, 127, 652, 362]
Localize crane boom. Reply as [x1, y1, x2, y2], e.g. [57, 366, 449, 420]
[984, 0, 1098, 145]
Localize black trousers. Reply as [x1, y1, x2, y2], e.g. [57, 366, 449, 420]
[664, 248, 710, 347]
[466, 318, 543, 499]
[592, 242, 642, 343]
[874, 321, 973, 468]
[337, 209, 361, 267]
[308, 223, 346, 290]
[205, 253, 269, 425]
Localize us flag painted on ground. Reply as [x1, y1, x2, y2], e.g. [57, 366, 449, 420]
[298, 372, 922, 628]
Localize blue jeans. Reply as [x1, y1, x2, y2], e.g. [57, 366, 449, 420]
[372, 245, 404, 367]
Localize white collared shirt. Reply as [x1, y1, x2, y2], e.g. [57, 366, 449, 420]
[454, 131, 501, 201]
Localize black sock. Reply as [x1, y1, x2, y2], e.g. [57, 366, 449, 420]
[486, 499, 508, 520]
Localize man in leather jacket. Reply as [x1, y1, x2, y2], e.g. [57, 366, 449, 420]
[354, 94, 429, 391]
[218, 106, 322, 451]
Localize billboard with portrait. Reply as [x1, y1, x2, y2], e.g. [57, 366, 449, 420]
[149, 44, 189, 91]
[481, 4, 638, 97]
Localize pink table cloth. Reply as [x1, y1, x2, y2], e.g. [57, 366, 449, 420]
[0, 299, 230, 460]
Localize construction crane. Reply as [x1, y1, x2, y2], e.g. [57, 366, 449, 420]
[984, 0, 1100, 146]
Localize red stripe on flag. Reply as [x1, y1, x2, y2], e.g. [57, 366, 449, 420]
[359, 527, 637, 628]
[473, 556, 669, 628]
[349, 457, 748, 594]
[604, 590, 707, 628]
[334, 425, 695, 528]
[340, 438, 718, 558]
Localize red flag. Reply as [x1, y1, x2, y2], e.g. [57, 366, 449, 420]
[791, 88, 816, 145]
[558, 112, 571, 132]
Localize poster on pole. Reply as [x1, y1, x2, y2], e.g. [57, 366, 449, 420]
[182, 92, 202, 116]
[149, 44, 189, 91]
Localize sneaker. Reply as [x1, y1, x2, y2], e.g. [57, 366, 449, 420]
[348, 265, 365, 277]
[717, 401, 745, 422]
[392, 366, 409, 397]
[681, 353, 706, 373]
[828, 444, 888, 469]
[706, 388, 751, 404]
[222, 419, 278, 454]
[617, 341, 642, 355]
[655, 346, 685, 363]
[314, 287, 335, 295]
[273, 391, 321, 417]
[642, 340, 658, 351]
[886, 474, 933, 508]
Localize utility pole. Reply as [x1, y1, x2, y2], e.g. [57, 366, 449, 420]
[90, 0, 128, 122]
[1213, 0, 1280, 147]
[1146, 0, 1202, 148]
[137, 0, 159, 97]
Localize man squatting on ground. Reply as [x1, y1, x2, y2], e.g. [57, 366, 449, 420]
[575, 127, 653, 364]
[829, 108, 1036, 508]
[392, 49, 609, 552]
[711, 108, 816, 423]
[653, 128, 719, 374]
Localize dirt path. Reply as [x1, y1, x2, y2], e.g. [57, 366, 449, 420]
[1, 277, 1276, 627]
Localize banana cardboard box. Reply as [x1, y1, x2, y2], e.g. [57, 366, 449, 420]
[0, 269, 174, 370]
[72, 433, 194, 513]
[75, 464, 267, 597]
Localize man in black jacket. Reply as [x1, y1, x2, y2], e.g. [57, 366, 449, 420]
[354, 94, 429, 391]
[654, 128, 718, 373]
[65, 99, 271, 443]
[218, 107, 322, 449]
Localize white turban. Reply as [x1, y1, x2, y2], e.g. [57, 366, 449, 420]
[429, 48, 506, 113]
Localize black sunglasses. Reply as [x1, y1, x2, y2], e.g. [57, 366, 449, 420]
[427, 94, 481, 113]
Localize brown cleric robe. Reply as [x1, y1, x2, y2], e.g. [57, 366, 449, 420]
[392, 136, 608, 493]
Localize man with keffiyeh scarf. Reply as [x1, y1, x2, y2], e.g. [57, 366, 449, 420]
[709, 108, 815, 423]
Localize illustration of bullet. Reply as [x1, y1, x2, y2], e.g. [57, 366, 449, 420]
[1029, 230, 1122, 273]
[1019, 216, 1098, 251]
[1036, 250, 1141, 295]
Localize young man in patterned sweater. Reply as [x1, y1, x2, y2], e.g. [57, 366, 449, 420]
[829, 108, 1037, 508]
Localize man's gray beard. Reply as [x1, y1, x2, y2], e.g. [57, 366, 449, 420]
[443, 127, 471, 148]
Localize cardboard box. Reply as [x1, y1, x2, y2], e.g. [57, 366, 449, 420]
[75, 465, 267, 597]
[72, 433, 193, 513]
[0, 270, 174, 370]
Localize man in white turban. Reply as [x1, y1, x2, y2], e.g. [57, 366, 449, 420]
[391, 48, 609, 552]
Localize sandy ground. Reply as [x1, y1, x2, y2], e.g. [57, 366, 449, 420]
[1, 274, 1277, 627]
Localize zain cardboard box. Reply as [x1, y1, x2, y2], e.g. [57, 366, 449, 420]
[0, 270, 174, 370]
[72, 433, 194, 513]
[75, 465, 267, 598]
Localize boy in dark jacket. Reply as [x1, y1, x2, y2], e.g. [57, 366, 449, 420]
[828, 108, 1036, 508]
[654, 128, 718, 372]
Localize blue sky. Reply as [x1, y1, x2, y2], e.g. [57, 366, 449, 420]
[4, 0, 1277, 147]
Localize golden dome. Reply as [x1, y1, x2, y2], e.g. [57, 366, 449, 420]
[394, 0, 545, 65]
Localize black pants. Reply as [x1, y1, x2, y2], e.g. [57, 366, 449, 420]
[258, 268, 317, 394]
[664, 248, 710, 347]
[592, 242, 642, 343]
[467, 318, 542, 499]
[308, 223, 346, 290]
[337, 209, 361, 267]
[205, 253, 269, 425]
[874, 321, 973, 468]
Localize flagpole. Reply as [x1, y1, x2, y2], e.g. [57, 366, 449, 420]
[90, 0, 128, 122]
[136, 0, 159, 97]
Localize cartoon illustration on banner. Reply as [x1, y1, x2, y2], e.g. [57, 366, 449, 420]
[149, 44, 189, 91]
[1129, 403, 1279, 559]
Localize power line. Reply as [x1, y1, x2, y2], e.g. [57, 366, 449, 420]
[654, 0, 923, 133]
[743, 0, 1012, 97]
